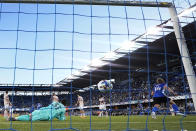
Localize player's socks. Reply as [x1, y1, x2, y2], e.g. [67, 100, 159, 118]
[151, 106, 158, 119]
[172, 104, 179, 112]
[99, 112, 102, 117]
[172, 104, 186, 116]
[151, 112, 156, 119]
[152, 106, 159, 112]
[4, 111, 8, 119]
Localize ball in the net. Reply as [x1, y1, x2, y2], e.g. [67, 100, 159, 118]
[97, 80, 113, 91]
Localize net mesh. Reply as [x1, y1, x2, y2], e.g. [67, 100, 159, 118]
[0, 0, 196, 130]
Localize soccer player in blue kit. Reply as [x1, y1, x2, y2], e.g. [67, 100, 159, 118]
[151, 78, 185, 119]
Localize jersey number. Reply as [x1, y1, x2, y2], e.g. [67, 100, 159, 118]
[155, 86, 161, 92]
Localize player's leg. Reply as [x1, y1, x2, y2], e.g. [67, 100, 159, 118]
[103, 107, 107, 117]
[8, 114, 30, 121]
[4, 105, 9, 120]
[4, 110, 8, 119]
[169, 105, 175, 116]
[101, 111, 103, 117]
[98, 105, 102, 117]
[99, 106, 104, 117]
[79, 110, 82, 117]
[102, 109, 105, 117]
[80, 109, 85, 118]
[100, 106, 103, 117]
[105, 107, 108, 117]
[15, 113, 46, 121]
[151, 97, 161, 119]
[16, 114, 31, 121]
[98, 111, 103, 117]
[169, 100, 179, 112]
[82, 110, 84, 117]
[82, 110, 86, 117]
[98, 110, 101, 117]
[79, 106, 85, 118]
[8, 106, 14, 119]
[170, 100, 185, 116]
[151, 104, 160, 119]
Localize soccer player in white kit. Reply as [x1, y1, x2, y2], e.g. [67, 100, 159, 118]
[4, 91, 12, 120]
[76, 95, 86, 118]
[98, 96, 108, 117]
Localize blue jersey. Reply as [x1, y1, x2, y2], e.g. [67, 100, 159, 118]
[153, 84, 166, 97]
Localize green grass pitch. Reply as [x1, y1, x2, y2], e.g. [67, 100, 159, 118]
[0, 115, 196, 131]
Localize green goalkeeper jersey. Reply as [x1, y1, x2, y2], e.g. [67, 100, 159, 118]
[16, 102, 66, 121]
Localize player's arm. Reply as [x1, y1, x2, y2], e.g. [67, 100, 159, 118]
[75, 99, 79, 106]
[163, 85, 176, 95]
[56, 105, 66, 120]
[56, 112, 65, 120]
[151, 89, 154, 96]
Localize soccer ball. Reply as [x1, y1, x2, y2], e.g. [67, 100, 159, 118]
[97, 80, 113, 91]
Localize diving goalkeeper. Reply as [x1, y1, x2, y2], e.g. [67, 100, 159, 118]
[9, 101, 66, 121]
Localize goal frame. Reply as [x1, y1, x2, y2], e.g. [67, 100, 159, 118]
[0, 0, 172, 7]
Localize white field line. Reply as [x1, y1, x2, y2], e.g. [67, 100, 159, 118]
[0, 121, 196, 125]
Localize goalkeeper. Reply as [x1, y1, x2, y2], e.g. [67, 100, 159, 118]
[9, 101, 66, 121]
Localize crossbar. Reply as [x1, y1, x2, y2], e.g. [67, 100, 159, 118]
[0, 0, 172, 7]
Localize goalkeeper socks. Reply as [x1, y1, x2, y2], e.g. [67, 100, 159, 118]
[152, 106, 159, 112]
[172, 104, 179, 112]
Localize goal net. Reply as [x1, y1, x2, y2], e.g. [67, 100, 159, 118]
[0, 0, 196, 130]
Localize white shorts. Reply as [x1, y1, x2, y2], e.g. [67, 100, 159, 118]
[79, 106, 84, 110]
[99, 105, 106, 110]
[4, 105, 12, 112]
[4, 105, 11, 110]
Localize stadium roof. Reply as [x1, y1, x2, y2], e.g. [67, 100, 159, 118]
[62, 20, 196, 89]
[57, 4, 196, 89]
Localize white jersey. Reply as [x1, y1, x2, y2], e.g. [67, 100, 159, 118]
[78, 96, 84, 108]
[4, 93, 10, 106]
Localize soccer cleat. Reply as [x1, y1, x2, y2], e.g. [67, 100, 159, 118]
[151, 112, 157, 119]
[80, 116, 87, 118]
[176, 112, 186, 117]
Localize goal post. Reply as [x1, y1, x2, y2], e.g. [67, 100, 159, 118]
[169, 6, 196, 111]
[0, 0, 172, 7]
